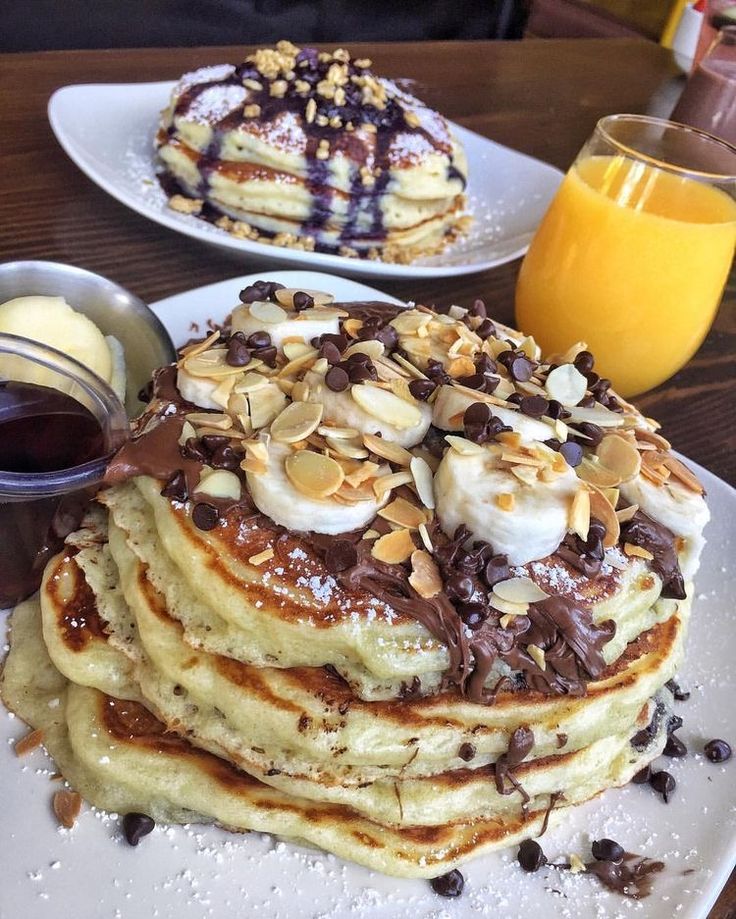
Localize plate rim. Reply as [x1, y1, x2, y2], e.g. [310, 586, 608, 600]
[47, 80, 563, 280]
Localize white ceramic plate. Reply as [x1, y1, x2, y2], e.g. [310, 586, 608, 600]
[2, 272, 734, 919]
[47, 81, 563, 280]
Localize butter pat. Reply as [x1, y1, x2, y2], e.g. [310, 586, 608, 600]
[0, 296, 126, 401]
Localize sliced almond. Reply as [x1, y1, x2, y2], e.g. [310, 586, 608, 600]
[249, 547, 275, 566]
[184, 349, 251, 379]
[615, 503, 639, 523]
[326, 436, 369, 460]
[179, 329, 221, 359]
[283, 341, 315, 361]
[362, 433, 413, 466]
[447, 356, 477, 378]
[249, 301, 288, 324]
[362, 529, 380, 540]
[15, 728, 45, 756]
[662, 454, 704, 494]
[640, 450, 671, 486]
[493, 577, 549, 604]
[274, 287, 335, 309]
[186, 412, 233, 431]
[271, 402, 323, 443]
[343, 318, 364, 339]
[634, 428, 671, 451]
[351, 384, 422, 429]
[408, 549, 443, 598]
[234, 372, 272, 393]
[497, 431, 522, 450]
[624, 542, 654, 560]
[285, 450, 344, 498]
[576, 456, 623, 488]
[495, 492, 515, 511]
[249, 386, 288, 430]
[445, 435, 486, 456]
[378, 497, 427, 529]
[500, 452, 544, 468]
[569, 853, 586, 874]
[569, 488, 591, 540]
[178, 420, 197, 446]
[510, 464, 539, 486]
[589, 485, 620, 548]
[53, 789, 82, 829]
[277, 349, 319, 379]
[418, 522, 433, 552]
[344, 460, 380, 488]
[194, 469, 241, 501]
[241, 439, 269, 475]
[371, 528, 416, 564]
[393, 353, 427, 379]
[343, 340, 385, 361]
[318, 425, 360, 440]
[544, 364, 588, 406]
[490, 596, 529, 617]
[527, 644, 546, 671]
[596, 435, 641, 483]
[372, 470, 414, 498]
[565, 404, 624, 428]
[410, 456, 435, 509]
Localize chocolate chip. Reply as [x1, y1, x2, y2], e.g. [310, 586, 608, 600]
[484, 555, 510, 588]
[137, 380, 154, 403]
[408, 379, 437, 401]
[518, 839, 546, 872]
[429, 869, 464, 898]
[292, 290, 314, 311]
[573, 422, 603, 447]
[632, 765, 652, 784]
[649, 770, 676, 803]
[210, 445, 241, 472]
[577, 395, 596, 408]
[546, 399, 570, 420]
[181, 438, 207, 463]
[375, 325, 398, 351]
[474, 354, 497, 375]
[559, 441, 583, 467]
[509, 355, 534, 382]
[457, 373, 488, 392]
[573, 350, 595, 374]
[253, 344, 277, 367]
[246, 331, 272, 350]
[446, 574, 475, 602]
[468, 298, 487, 319]
[315, 332, 348, 352]
[192, 502, 219, 531]
[704, 739, 732, 763]
[663, 734, 687, 758]
[347, 362, 378, 384]
[630, 729, 652, 750]
[520, 395, 548, 418]
[161, 471, 188, 503]
[476, 318, 495, 340]
[319, 341, 343, 365]
[506, 392, 523, 406]
[324, 540, 358, 573]
[668, 714, 683, 734]
[426, 359, 451, 385]
[458, 742, 476, 762]
[665, 679, 691, 701]
[460, 605, 486, 630]
[238, 284, 265, 304]
[201, 434, 230, 452]
[325, 366, 349, 392]
[122, 812, 155, 846]
[226, 333, 251, 367]
[592, 838, 624, 863]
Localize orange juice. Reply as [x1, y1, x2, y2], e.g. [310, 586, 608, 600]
[516, 155, 736, 396]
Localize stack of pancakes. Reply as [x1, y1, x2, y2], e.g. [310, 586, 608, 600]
[156, 42, 469, 262]
[1, 285, 706, 879]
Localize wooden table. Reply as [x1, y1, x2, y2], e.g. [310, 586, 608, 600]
[0, 39, 733, 916]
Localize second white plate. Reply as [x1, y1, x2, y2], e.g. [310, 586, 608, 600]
[48, 80, 563, 280]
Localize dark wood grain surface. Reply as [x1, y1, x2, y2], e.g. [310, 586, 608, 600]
[0, 39, 734, 916]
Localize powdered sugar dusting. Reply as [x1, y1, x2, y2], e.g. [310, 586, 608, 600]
[180, 84, 248, 126]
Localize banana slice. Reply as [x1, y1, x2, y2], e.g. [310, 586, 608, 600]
[432, 384, 551, 442]
[245, 441, 389, 534]
[0, 295, 113, 387]
[176, 367, 221, 409]
[303, 369, 431, 449]
[231, 301, 340, 350]
[620, 474, 710, 580]
[434, 445, 581, 565]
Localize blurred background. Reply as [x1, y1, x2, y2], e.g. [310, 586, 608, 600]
[0, 0, 685, 51]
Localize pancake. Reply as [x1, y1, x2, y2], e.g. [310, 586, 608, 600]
[1, 282, 709, 883]
[3, 596, 668, 877]
[156, 43, 469, 262]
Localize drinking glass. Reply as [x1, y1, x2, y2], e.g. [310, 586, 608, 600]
[515, 114, 736, 397]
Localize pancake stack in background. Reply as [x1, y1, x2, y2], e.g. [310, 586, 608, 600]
[156, 42, 469, 263]
[1, 281, 708, 879]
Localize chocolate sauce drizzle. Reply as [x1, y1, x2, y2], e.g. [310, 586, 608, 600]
[621, 511, 686, 600]
[160, 49, 466, 254]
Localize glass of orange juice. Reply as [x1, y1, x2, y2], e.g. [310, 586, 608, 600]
[515, 114, 736, 397]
